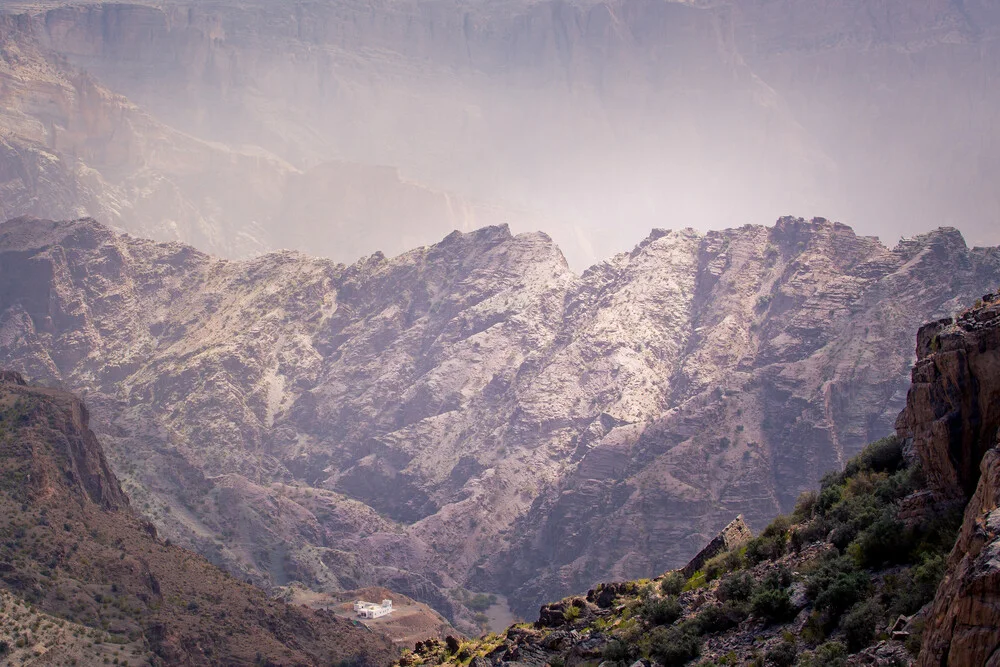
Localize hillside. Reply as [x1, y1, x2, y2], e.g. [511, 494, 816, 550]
[0, 215, 997, 627]
[403, 294, 1000, 666]
[0, 371, 396, 666]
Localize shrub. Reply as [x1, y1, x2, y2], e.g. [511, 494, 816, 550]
[745, 534, 786, 565]
[763, 640, 796, 667]
[602, 639, 632, 664]
[843, 436, 905, 478]
[646, 626, 701, 667]
[659, 572, 686, 596]
[640, 596, 682, 626]
[717, 572, 756, 603]
[689, 602, 747, 635]
[808, 556, 871, 621]
[842, 599, 882, 653]
[850, 511, 911, 568]
[704, 550, 744, 581]
[760, 566, 792, 592]
[816, 484, 843, 515]
[792, 491, 818, 522]
[750, 588, 793, 624]
[563, 605, 581, 622]
[762, 515, 791, 539]
[797, 641, 847, 667]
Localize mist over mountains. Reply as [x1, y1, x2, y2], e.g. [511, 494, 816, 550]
[1, 0, 999, 266]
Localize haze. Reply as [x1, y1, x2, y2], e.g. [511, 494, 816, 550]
[1, 0, 998, 268]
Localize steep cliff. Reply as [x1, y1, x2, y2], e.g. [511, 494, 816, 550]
[890, 295, 1000, 666]
[0, 371, 396, 666]
[0, 215, 997, 625]
[0, 9, 545, 264]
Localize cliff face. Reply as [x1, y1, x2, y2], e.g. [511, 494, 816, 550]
[897, 299, 1000, 499]
[892, 296, 1000, 666]
[3, 0, 996, 266]
[1, 216, 998, 623]
[0, 372, 396, 666]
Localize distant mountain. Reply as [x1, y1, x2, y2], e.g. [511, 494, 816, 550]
[1, 0, 997, 265]
[0, 10, 546, 264]
[0, 370, 396, 666]
[0, 215, 996, 625]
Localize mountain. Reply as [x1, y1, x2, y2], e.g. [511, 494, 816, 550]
[0, 370, 396, 666]
[402, 293, 1000, 666]
[1, 0, 998, 266]
[0, 9, 545, 264]
[0, 215, 997, 627]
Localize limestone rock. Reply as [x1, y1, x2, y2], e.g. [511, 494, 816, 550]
[896, 299, 1000, 499]
[682, 515, 753, 578]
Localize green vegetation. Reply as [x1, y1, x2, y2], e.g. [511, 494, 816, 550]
[409, 434, 961, 667]
[639, 596, 682, 626]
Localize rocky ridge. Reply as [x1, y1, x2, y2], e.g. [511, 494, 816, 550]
[0, 216, 998, 627]
[0, 371, 396, 666]
[1, 1, 999, 266]
[0, 10, 544, 265]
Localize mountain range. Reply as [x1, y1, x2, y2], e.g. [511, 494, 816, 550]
[0, 214, 997, 629]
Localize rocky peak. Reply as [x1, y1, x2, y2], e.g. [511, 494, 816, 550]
[0, 371, 129, 510]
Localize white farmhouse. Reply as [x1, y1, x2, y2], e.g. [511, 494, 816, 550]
[354, 599, 393, 619]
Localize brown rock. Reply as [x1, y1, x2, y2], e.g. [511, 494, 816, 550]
[918, 443, 1000, 666]
[896, 300, 1000, 499]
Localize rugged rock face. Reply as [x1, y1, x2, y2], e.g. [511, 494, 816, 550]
[0, 10, 544, 264]
[0, 373, 396, 666]
[897, 297, 1000, 500]
[919, 441, 1000, 666]
[1, 215, 997, 625]
[895, 295, 1000, 666]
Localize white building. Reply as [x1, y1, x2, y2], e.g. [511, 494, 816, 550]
[354, 599, 393, 619]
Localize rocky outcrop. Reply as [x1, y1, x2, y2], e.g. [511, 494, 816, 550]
[897, 296, 1000, 499]
[1, 369, 128, 510]
[681, 515, 753, 578]
[0, 216, 998, 624]
[919, 440, 1000, 666]
[901, 296, 1000, 667]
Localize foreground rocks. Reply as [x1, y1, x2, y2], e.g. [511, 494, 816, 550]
[900, 296, 1000, 666]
